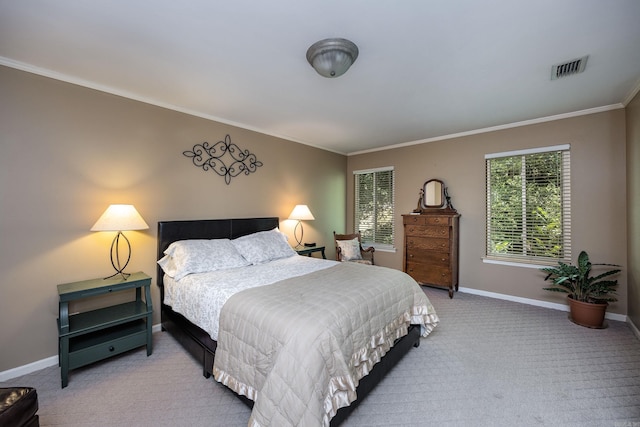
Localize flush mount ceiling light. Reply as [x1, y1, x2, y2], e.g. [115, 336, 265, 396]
[306, 38, 359, 78]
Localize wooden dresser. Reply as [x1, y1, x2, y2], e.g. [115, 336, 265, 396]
[402, 210, 460, 298]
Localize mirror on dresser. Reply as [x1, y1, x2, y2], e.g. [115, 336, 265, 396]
[405, 179, 459, 298]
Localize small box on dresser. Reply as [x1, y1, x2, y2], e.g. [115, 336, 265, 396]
[402, 210, 460, 298]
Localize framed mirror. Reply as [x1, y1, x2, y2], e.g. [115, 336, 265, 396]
[422, 179, 445, 209]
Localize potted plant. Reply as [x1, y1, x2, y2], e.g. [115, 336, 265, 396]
[541, 250, 621, 328]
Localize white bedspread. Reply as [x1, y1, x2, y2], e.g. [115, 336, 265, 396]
[213, 262, 438, 427]
[163, 255, 338, 340]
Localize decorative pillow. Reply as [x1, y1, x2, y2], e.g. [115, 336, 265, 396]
[158, 239, 250, 280]
[337, 237, 363, 261]
[232, 228, 296, 265]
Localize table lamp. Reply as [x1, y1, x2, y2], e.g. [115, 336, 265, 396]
[288, 204, 315, 248]
[91, 204, 149, 280]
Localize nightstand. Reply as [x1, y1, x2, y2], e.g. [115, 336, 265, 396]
[57, 271, 153, 388]
[295, 245, 326, 259]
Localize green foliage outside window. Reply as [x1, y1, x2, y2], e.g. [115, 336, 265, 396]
[487, 150, 568, 262]
[355, 169, 394, 246]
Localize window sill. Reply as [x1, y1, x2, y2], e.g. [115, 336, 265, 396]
[482, 257, 554, 269]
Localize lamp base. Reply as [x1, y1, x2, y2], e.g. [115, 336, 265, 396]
[104, 231, 132, 281]
[293, 221, 305, 248]
[103, 271, 131, 281]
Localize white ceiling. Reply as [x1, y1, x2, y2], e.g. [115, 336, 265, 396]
[1, 1, 640, 154]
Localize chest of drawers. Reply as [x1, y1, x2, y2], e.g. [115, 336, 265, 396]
[402, 211, 460, 298]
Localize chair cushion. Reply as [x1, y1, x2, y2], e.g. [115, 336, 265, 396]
[349, 259, 372, 265]
[0, 387, 39, 427]
[336, 238, 363, 261]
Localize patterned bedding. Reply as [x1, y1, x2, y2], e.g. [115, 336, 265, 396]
[163, 255, 339, 340]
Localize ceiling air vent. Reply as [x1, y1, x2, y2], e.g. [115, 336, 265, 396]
[551, 55, 588, 80]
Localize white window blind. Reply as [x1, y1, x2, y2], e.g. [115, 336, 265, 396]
[354, 167, 395, 248]
[485, 145, 571, 265]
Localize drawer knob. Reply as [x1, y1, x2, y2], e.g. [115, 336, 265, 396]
[409, 254, 414, 258]
[109, 346, 115, 352]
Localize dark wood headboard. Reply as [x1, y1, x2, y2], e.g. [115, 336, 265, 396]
[156, 217, 280, 291]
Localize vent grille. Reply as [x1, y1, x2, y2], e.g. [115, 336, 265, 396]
[551, 55, 588, 80]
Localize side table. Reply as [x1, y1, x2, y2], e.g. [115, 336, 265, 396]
[57, 271, 152, 387]
[295, 245, 326, 259]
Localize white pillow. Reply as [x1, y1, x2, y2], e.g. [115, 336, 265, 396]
[158, 239, 250, 280]
[232, 228, 296, 265]
[337, 238, 363, 261]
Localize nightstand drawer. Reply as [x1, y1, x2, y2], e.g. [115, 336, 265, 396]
[68, 321, 147, 369]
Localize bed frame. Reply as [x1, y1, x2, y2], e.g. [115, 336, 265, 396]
[157, 217, 421, 426]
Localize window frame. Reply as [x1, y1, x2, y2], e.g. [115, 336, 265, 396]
[353, 166, 395, 251]
[484, 144, 571, 267]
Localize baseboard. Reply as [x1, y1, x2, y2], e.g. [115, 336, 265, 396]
[628, 317, 640, 340]
[0, 323, 163, 382]
[458, 287, 628, 323]
[0, 298, 635, 382]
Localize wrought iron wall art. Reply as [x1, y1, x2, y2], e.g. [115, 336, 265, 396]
[183, 134, 263, 185]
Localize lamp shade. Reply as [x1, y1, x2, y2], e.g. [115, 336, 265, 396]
[288, 205, 315, 221]
[91, 204, 149, 231]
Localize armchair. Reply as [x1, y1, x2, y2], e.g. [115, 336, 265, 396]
[333, 231, 375, 265]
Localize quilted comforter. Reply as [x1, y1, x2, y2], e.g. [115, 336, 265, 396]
[212, 262, 439, 427]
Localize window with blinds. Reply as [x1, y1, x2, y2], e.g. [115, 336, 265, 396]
[485, 145, 571, 265]
[354, 167, 395, 249]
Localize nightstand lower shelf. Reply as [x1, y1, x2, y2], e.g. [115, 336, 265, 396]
[67, 320, 148, 370]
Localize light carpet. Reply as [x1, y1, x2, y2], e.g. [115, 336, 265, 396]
[2, 288, 639, 426]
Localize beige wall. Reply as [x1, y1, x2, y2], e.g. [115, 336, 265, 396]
[627, 91, 640, 328]
[0, 66, 346, 372]
[348, 110, 629, 314]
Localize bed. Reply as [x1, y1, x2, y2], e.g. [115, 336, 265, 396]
[157, 217, 438, 427]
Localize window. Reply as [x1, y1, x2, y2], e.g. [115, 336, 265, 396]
[354, 167, 395, 249]
[485, 145, 571, 265]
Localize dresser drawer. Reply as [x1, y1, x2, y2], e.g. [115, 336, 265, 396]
[406, 250, 450, 266]
[405, 225, 450, 238]
[406, 262, 452, 287]
[406, 236, 450, 252]
[403, 215, 451, 226]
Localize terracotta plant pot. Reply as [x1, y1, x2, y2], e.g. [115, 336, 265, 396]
[567, 296, 608, 328]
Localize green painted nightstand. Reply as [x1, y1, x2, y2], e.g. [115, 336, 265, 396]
[57, 271, 153, 388]
[295, 245, 326, 259]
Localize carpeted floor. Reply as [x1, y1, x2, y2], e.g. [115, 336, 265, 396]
[2, 288, 639, 426]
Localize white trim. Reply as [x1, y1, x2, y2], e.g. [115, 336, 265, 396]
[482, 257, 555, 269]
[1, 57, 628, 158]
[628, 317, 640, 341]
[458, 287, 627, 323]
[353, 166, 394, 175]
[0, 57, 347, 156]
[623, 75, 640, 106]
[484, 144, 570, 159]
[348, 104, 622, 156]
[0, 355, 58, 382]
[0, 323, 163, 382]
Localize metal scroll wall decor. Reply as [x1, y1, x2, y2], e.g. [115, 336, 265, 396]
[183, 134, 263, 185]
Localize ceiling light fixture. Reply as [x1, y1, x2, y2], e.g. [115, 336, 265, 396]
[306, 38, 359, 78]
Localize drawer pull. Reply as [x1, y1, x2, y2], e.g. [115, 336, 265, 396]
[109, 346, 115, 352]
[409, 254, 414, 258]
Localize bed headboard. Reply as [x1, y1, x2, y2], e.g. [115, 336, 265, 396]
[156, 217, 280, 291]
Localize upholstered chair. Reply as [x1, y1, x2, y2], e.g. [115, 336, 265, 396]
[333, 231, 375, 265]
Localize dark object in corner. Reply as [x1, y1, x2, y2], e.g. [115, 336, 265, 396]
[0, 387, 39, 427]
